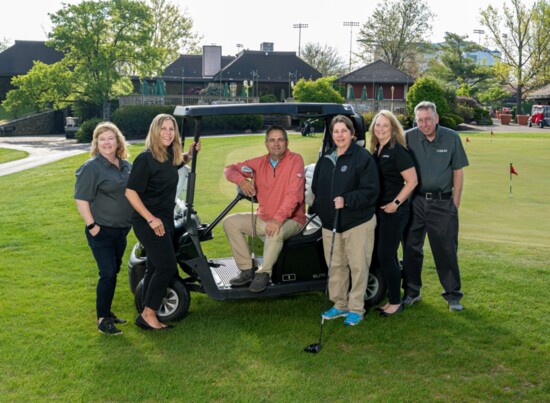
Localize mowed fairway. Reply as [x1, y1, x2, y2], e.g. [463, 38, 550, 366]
[0, 131, 548, 401]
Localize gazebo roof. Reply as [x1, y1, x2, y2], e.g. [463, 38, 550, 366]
[338, 59, 414, 84]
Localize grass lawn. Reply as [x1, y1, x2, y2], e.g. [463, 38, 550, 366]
[0, 132, 548, 401]
[0, 147, 29, 164]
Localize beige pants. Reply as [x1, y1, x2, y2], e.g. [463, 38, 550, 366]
[223, 213, 302, 274]
[322, 216, 377, 315]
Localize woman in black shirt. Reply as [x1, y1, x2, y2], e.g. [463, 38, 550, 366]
[369, 110, 417, 317]
[126, 114, 198, 330]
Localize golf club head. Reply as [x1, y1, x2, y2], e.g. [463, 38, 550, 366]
[241, 166, 253, 174]
[304, 343, 321, 354]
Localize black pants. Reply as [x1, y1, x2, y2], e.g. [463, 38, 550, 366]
[402, 195, 463, 302]
[376, 202, 410, 305]
[85, 226, 130, 319]
[132, 218, 177, 311]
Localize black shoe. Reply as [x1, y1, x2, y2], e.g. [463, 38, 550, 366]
[98, 318, 122, 335]
[380, 304, 404, 318]
[249, 272, 270, 293]
[230, 269, 254, 286]
[135, 315, 174, 331]
[109, 311, 127, 325]
[402, 295, 421, 306]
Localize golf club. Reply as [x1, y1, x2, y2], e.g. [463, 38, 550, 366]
[241, 166, 256, 268]
[304, 210, 340, 354]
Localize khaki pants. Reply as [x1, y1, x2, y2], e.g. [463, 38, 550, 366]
[322, 216, 377, 315]
[223, 213, 302, 274]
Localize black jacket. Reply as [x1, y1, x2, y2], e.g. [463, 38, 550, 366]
[311, 142, 379, 232]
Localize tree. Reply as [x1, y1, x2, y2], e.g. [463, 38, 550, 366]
[357, 0, 434, 75]
[425, 33, 495, 97]
[292, 77, 344, 103]
[0, 38, 9, 52]
[480, 0, 550, 113]
[147, 0, 202, 73]
[3, 61, 74, 113]
[46, 0, 159, 110]
[3, 0, 201, 116]
[406, 76, 450, 117]
[301, 42, 347, 76]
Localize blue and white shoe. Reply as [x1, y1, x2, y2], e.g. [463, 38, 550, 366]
[343, 312, 363, 326]
[322, 307, 349, 320]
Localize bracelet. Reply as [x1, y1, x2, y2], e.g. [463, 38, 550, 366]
[148, 217, 156, 224]
[87, 222, 97, 230]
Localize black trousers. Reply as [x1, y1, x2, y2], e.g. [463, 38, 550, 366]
[85, 226, 130, 319]
[402, 195, 463, 302]
[376, 202, 410, 305]
[132, 218, 177, 311]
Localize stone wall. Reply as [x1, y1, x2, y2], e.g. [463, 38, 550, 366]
[0, 110, 59, 136]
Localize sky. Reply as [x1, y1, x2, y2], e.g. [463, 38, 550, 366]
[2, 0, 500, 60]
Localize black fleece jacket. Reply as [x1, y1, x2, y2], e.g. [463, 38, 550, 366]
[311, 142, 379, 232]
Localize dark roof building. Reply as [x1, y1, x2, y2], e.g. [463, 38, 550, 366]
[157, 47, 322, 100]
[0, 41, 63, 101]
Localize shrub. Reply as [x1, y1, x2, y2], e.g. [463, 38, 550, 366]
[362, 112, 375, 130]
[112, 105, 174, 139]
[473, 107, 492, 125]
[446, 112, 464, 126]
[396, 114, 412, 129]
[439, 114, 457, 129]
[406, 77, 450, 117]
[260, 94, 278, 103]
[75, 117, 103, 143]
[455, 104, 474, 123]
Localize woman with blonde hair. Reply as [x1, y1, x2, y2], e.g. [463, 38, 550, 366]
[75, 122, 133, 335]
[369, 110, 417, 317]
[125, 114, 199, 330]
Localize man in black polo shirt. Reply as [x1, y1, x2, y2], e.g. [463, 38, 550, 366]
[402, 101, 469, 311]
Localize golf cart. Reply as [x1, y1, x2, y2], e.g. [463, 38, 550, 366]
[127, 103, 386, 321]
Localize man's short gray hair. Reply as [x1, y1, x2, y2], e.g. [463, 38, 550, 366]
[414, 101, 437, 115]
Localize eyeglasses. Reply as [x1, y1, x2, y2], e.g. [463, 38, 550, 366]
[416, 117, 434, 125]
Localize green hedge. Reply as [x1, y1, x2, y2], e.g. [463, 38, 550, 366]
[112, 105, 174, 139]
[75, 118, 104, 143]
[111, 105, 265, 138]
[473, 107, 492, 125]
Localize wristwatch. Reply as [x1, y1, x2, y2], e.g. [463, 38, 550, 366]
[87, 222, 97, 230]
[394, 199, 401, 206]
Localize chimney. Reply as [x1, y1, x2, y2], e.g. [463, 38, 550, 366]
[202, 45, 222, 77]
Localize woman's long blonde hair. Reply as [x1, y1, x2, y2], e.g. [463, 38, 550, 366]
[145, 114, 183, 165]
[90, 122, 129, 160]
[368, 110, 407, 154]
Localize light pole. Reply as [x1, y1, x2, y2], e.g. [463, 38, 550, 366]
[473, 29, 485, 46]
[181, 67, 189, 105]
[293, 23, 308, 57]
[236, 43, 243, 54]
[390, 85, 395, 112]
[343, 21, 359, 72]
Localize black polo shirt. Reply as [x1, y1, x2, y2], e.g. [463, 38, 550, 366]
[126, 147, 183, 221]
[74, 154, 133, 228]
[374, 142, 415, 204]
[405, 125, 469, 193]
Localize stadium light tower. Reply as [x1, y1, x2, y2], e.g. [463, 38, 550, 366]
[343, 21, 360, 72]
[293, 23, 309, 57]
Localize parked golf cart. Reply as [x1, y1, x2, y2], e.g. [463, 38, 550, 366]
[127, 103, 386, 321]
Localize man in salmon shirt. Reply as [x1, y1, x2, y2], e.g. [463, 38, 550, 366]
[223, 125, 306, 292]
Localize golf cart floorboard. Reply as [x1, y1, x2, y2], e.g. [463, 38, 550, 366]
[209, 257, 263, 289]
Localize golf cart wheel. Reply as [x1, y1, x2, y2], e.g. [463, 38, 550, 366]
[128, 262, 146, 295]
[134, 277, 190, 322]
[364, 267, 386, 307]
[539, 121, 544, 128]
